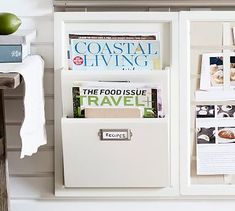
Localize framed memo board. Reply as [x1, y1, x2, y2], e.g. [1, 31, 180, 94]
[180, 11, 235, 196]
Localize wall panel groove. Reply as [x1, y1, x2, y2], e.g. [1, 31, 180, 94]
[4, 98, 54, 123]
[31, 42, 54, 46]
[7, 146, 54, 152]
[5, 120, 54, 126]
[10, 172, 54, 177]
[4, 95, 54, 99]
[6, 124, 54, 148]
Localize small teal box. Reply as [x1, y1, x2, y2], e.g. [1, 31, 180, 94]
[0, 45, 23, 63]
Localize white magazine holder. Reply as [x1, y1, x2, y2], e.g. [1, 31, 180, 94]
[54, 12, 179, 198]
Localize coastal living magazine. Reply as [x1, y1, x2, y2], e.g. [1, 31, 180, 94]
[68, 34, 161, 71]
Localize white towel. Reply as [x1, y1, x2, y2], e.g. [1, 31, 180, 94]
[0, 55, 47, 158]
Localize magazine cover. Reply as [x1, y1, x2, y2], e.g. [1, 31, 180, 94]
[68, 34, 161, 71]
[72, 81, 164, 118]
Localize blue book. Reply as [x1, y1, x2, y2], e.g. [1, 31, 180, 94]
[0, 44, 30, 63]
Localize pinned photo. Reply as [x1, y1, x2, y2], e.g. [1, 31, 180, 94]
[217, 105, 235, 118]
[209, 56, 223, 87]
[218, 127, 235, 144]
[196, 105, 215, 118]
[200, 53, 235, 90]
[230, 56, 235, 86]
[197, 127, 216, 144]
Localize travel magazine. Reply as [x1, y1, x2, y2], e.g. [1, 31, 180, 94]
[72, 81, 164, 118]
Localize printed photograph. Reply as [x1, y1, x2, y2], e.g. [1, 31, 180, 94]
[209, 56, 223, 87]
[196, 105, 215, 118]
[217, 105, 235, 118]
[218, 127, 235, 144]
[197, 127, 216, 144]
[230, 56, 235, 86]
[200, 53, 235, 90]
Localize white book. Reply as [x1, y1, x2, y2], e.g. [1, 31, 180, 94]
[21, 42, 31, 58]
[0, 30, 36, 45]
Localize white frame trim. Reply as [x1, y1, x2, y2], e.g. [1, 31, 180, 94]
[53, 0, 235, 8]
[54, 12, 179, 198]
[180, 11, 235, 196]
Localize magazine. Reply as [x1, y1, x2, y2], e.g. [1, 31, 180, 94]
[72, 81, 164, 118]
[68, 34, 161, 71]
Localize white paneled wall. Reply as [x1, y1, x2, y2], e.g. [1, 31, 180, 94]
[0, 0, 53, 16]
[0, 0, 55, 203]
[2, 1, 235, 210]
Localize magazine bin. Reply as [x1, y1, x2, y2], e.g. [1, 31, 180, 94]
[59, 69, 170, 189]
[54, 12, 179, 197]
[61, 117, 169, 188]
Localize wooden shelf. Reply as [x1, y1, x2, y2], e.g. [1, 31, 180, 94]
[0, 73, 21, 89]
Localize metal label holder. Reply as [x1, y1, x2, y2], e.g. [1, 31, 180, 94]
[98, 129, 132, 141]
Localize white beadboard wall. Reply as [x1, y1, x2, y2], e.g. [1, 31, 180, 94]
[2, 0, 235, 210]
[0, 0, 55, 204]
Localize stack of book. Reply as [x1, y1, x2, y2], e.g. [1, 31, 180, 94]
[0, 30, 36, 63]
